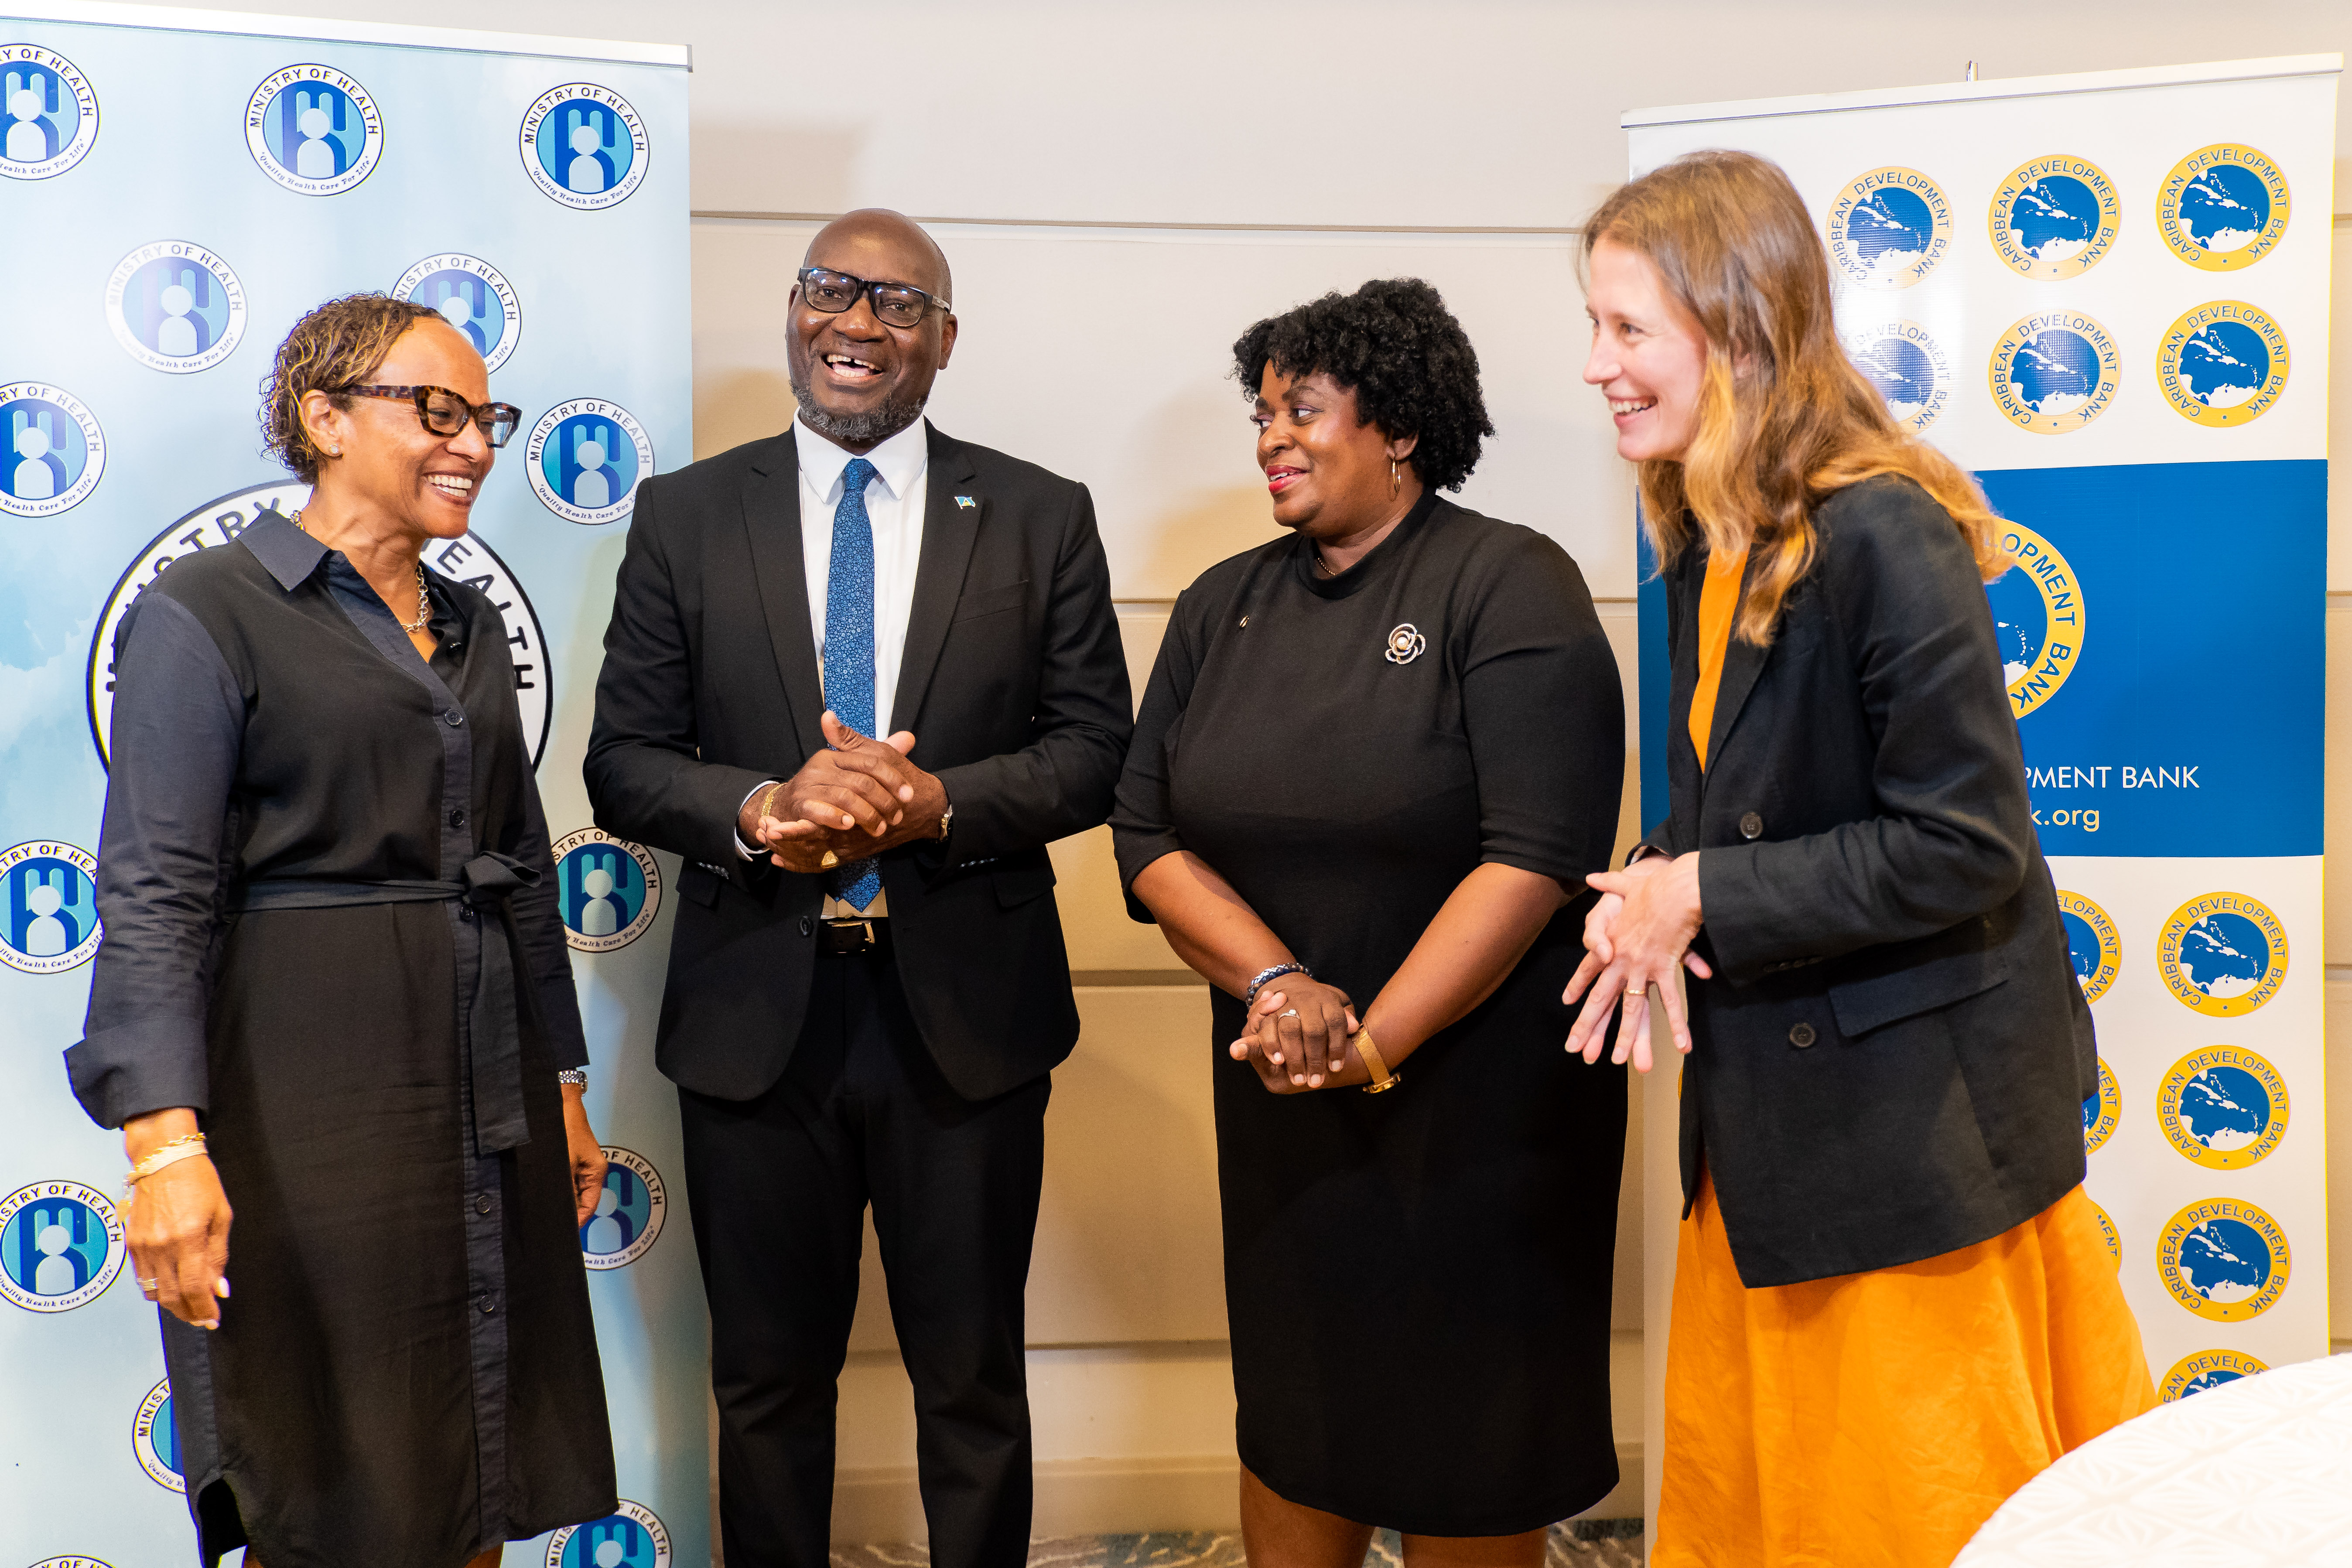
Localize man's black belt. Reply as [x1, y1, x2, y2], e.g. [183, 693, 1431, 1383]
[819, 917, 886, 956]
[232, 851, 543, 1155]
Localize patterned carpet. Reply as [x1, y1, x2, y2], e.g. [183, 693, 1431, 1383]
[831, 1523, 1644, 1568]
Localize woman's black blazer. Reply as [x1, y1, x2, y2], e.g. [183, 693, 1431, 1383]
[1648, 473, 2094, 1288]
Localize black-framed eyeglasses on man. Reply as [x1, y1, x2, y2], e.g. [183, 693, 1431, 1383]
[797, 267, 953, 330]
[335, 384, 524, 448]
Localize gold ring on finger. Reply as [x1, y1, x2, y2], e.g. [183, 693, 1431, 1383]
[1280, 1008, 1299, 1018]
[1625, 984, 1648, 999]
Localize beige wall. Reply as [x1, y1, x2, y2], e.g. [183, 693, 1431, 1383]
[144, 0, 2352, 1540]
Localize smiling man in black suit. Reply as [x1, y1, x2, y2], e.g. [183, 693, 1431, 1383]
[584, 210, 1132, 1568]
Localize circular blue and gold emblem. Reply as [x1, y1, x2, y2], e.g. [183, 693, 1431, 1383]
[2156, 1197, 2289, 1321]
[0, 43, 99, 181]
[1847, 320, 1950, 433]
[2089, 1197, 2121, 1270]
[2159, 1347, 2268, 1402]
[1826, 167, 1950, 289]
[2157, 144, 2290, 271]
[2082, 1057, 2119, 1155]
[547, 1500, 670, 1568]
[133, 1377, 183, 1492]
[2157, 300, 2288, 427]
[0, 1179, 125, 1310]
[1988, 313, 2119, 434]
[2157, 1046, 2287, 1169]
[2055, 890, 2119, 1002]
[244, 63, 381, 196]
[2157, 892, 2287, 1018]
[1985, 524, 2083, 720]
[552, 829, 661, 953]
[1988, 154, 2120, 280]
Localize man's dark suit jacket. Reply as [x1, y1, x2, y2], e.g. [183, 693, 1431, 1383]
[584, 422, 1132, 1103]
[1652, 474, 2094, 1288]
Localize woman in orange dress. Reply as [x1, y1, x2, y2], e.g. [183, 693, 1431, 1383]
[1562, 149, 2156, 1566]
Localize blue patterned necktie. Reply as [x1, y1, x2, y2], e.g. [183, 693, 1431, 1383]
[823, 458, 884, 909]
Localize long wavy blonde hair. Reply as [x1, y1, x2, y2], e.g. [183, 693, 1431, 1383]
[1586, 150, 2006, 645]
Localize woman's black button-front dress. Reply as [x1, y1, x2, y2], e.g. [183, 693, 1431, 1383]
[69, 510, 616, 1568]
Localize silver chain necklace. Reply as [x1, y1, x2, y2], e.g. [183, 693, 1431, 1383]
[290, 510, 433, 634]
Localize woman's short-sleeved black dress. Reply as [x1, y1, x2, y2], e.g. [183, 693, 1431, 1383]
[1111, 493, 1628, 1535]
[68, 510, 615, 1568]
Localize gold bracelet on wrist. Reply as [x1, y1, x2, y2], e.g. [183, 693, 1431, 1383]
[123, 1134, 208, 1198]
[1354, 1027, 1401, 1094]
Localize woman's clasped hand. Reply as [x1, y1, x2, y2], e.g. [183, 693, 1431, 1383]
[1560, 850, 1711, 1071]
[1229, 978, 1365, 1091]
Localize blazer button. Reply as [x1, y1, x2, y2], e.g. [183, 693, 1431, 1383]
[1789, 1022, 1817, 1049]
[798, 916, 814, 937]
[1739, 811, 1764, 840]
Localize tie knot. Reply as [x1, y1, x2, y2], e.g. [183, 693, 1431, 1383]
[842, 457, 878, 497]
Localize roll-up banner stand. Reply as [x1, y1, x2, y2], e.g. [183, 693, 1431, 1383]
[1626, 54, 2338, 1554]
[0, 3, 701, 1563]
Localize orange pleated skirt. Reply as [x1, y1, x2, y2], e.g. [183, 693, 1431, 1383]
[1654, 1171, 2157, 1568]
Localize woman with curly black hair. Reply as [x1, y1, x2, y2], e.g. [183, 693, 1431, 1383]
[1112, 278, 1628, 1566]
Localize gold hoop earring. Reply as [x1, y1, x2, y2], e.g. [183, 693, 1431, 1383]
[1389, 458, 1400, 499]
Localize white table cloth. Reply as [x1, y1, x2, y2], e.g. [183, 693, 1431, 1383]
[1953, 1352, 2352, 1566]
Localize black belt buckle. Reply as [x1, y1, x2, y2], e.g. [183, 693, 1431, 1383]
[818, 918, 879, 956]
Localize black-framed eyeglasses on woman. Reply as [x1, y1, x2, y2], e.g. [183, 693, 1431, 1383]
[796, 267, 953, 329]
[335, 384, 524, 448]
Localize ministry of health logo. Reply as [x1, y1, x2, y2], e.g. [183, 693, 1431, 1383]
[106, 240, 246, 375]
[2157, 891, 2287, 1018]
[1988, 312, 2118, 434]
[1, 43, 98, 179]
[394, 253, 522, 372]
[2157, 1046, 2288, 1169]
[1826, 167, 1949, 289]
[554, 829, 661, 953]
[89, 481, 554, 767]
[2159, 1348, 2268, 1403]
[1984, 523, 2082, 719]
[2055, 890, 2119, 1002]
[0, 1180, 126, 1312]
[134, 1377, 184, 1492]
[1, 840, 100, 974]
[547, 1499, 670, 1568]
[521, 84, 647, 210]
[2157, 143, 2290, 271]
[1987, 155, 2120, 280]
[2081, 1056, 2119, 1155]
[1847, 321, 1949, 433]
[2157, 1196, 2289, 1321]
[581, 1146, 667, 1271]
[245, 63, 381, 195]
[527, 399, 653, 525]
[1, 380, 104, 517]
[2157, 300, 2288, 427]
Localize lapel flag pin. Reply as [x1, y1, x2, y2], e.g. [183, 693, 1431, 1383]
[955, 495, 977, 509]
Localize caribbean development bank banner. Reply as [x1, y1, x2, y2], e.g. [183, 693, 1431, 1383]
[0, 3, 700, 1565]
[1629, 56, 2336, 1419]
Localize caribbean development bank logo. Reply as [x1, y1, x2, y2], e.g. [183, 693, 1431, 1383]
[2, 43, 98, 180]
[89, 481, 554, 767]
[394, 253, 522, 372]
[2157, 300, 2288, 428]
[1, 841, 100, 974]
[2157, 892, 2287, 1018]
[1985, 524, 2082, 719]
[245, 63, 381, 195]
[581, 1146, 666, 1270]
[1847, 321, 1949, 433]
[2089, 1199, 2120, 1269]
[1988, 312, 2118, 433]
[2055, 890, 2119, 1002]
[528, 400, 653, 525]
[521, 83, 647, 210]
[1988, 154, 2120, 280]
[2157, 1196, 2289, 1321]
[2160, 1348, 2268, 1403]
[1826, 167, 1949, 289]
[134, 1377, 184, 1492]
[547, 1500, 670, 1568]
[554, 829, 661, 952]
[1, 381, 104, 517]
[2157, 143, 2290, 271]
[106, 240, 245, 374]
[2157, 1046, 2287, 1169]
[0, 1180, 126, 1311]
[2081, 1057, 2119, 1154]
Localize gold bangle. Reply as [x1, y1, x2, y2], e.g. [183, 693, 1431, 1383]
[1354, 1027, 1401, 1094]
[123, 1134, 208, 1198]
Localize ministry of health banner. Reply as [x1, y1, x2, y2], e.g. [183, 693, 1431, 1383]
[0, 3, 700, 1564]
[1627, 53, 2337, 1435]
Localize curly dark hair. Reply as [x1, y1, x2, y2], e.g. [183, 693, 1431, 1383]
[260, 292, 443, 482]
[1231, 277, 1492, 493]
